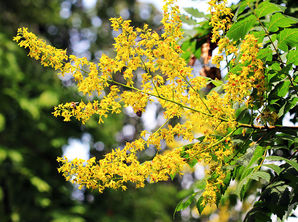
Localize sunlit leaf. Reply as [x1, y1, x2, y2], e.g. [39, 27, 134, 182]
[266, 13, 297, 32]
[227, 15, 256, 41]
[255, 1, 283, 18]
[184, 7, 206, 18]
[278, 28, 298, 51]
[287, 49, 298, 65]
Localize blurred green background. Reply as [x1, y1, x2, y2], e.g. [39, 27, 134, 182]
[0, 0, 180, 221]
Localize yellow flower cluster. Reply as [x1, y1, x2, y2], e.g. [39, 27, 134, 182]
[212, 37, 238, 67]
[60, 55, 107, 96]
[208, 0, 234, 42]
[161, 0, 183, 40]
[208, 1, 265, 106]
[53, 85, 121, 124]
[13, 27, 68, 71]
[14, 0, 266, 207]
[57, 138, 185, 192]
[224, 34, 265, 104]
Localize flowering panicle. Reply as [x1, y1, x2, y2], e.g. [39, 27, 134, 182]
[212, 37, 238, 67]
[161, 0, 183, 41]
[57, 139, 185, 192]
[208, 0, 234, 42]
[13, 27, 68, 71]
[14, 0, 267, 207]
[208, 2, 265, 105]
[53, 85, 122, 124]
[223, 34, 265, 104]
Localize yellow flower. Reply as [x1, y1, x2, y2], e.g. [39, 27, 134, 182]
[14, 0, 259, 208]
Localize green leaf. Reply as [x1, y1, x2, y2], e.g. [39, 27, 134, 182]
[170, 172, 177, 180]
[196, 179, 207, 190]
[220, 171, 231, 195]
[180, 15, 197, 26]
[181, 40, 191, 51]
[270, 63, 281, 72]
[0, 147, 8, 163]
[184, 8, 206, 18]
[38, 90, 58, 107]
[210, 79, 223, 87]
[0, 113, 5, 132]
[30, 176, 51, 192]
[229, 64, 243, 75]
[236, 107, 251, 124]
[194, 47, 201, 59]
[277, 80, 290, 97]
[255, 1, 283, 18]
[266, 156, 298, 171]
[237, 0, 255, 16]
[288, 97, 298, 112]
[267, 13, 297, 32]
[262, 164, 282, 175]
[19, 98, 40, 119]
[241, 146, 265, 180]
[278, 28, 298, 51]
[196, 195, 205, 214]
[251, 31, 266, 43]
[236, 171, 271, 198]
[227, 15, 257, 41]
[237, 11, 253, 21]
[187, 158, 198, 168]
[257, 48, 273, 61]
[286, 50, 298, 66]
[278, 103, 286, 117]
[174, 192, 196, 214]
[210, 84, 224, 93]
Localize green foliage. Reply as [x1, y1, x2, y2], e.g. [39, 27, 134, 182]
[254, 1, 283, 18]
[266, 13, 297, 32]
[178, 0, 298, 220]
[184, 8, 206, 19]
[227, 15, 257, 41]
[277, 28, 298, 51]
[245, 164, 298, 221]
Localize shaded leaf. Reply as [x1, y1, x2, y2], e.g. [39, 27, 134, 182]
[196, 179, 207, 190]
[236, 106, 250, 123]
[180, 14, 197, 25]
[278, 103, 286, 117]
[236, 171, 271, 198]
[240, 146, 265, 180]
[196, 195, 205, 215]
[237, 0, 256, 16]
[266, 156, 298, 171]
[262, 164, 282, 175]
[174, 192, 196, 215]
